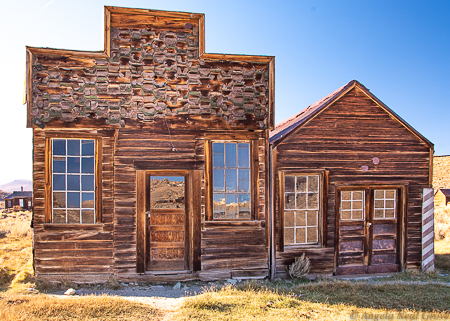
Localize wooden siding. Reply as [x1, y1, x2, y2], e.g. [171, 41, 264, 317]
[32, 128, 115, 275]
[434, 190, 448, 207]
[273, 87, 431, 276]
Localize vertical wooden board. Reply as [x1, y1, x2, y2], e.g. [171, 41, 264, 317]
[251, 139, 260, 220]
[322, 170, 329, 247]
[44, 137, 52, 223]
[136, 170, 146, 273]
[204, 140, 212, 221]
[278, 170, 285, 251]
[192, 170, 202, 271]
[96, 136, 103, 223]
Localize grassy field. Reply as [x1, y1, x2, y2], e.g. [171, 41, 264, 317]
[1, 209, 450, 320]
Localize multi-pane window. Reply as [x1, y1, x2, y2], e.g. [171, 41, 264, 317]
[340, 191, 365, 220]
[374, 190, 396, 219]
[212, 142, 251, 219]
[284, 175, 320, 245]
[52, 139, 96, 224]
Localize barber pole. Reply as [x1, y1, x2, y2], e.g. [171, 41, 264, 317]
[422, 188, 435, 272]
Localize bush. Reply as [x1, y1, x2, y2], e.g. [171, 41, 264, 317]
[287, 253, 310, 279]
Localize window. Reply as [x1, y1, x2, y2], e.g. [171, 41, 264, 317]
[340, 190, 365, 220]
[283, 174, 321, 245]
[212, 142, 251, 219]
[19, 199, 24, 207]
[51, 139, 96, 224]
[374, 189, 396, 219]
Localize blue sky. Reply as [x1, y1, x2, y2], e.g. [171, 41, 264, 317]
[0, 0, 448, 185]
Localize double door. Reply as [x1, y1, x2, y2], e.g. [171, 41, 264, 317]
[336, 186, 404, 275]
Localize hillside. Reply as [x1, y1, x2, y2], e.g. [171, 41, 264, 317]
[0, 191, 9, 201]
[0, 179, 32, 193]
[433, 156, 450, 192]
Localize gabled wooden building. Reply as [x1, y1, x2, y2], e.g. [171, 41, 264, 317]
[4, 190, 33, 211]
[434, 188, 450, 207]
[270, 80, 434, 276]
[26, 6, 274, 282]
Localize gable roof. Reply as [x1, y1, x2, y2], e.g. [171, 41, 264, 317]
[269, 80, 433, 149]
[437, 189, 450, 198]
[5, 191, 33, 199]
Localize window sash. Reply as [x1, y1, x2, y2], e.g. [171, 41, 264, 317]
[283, 174, 320, 245]
[51, 138, 96, 224]
[212, 141, 251, 220]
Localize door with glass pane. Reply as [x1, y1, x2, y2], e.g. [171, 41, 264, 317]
[147, 175, 187, 271]
[336, 187, 401, 275]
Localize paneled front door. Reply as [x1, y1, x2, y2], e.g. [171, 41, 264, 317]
[336, 187, 403, 275]
[147, 175, 188, 271]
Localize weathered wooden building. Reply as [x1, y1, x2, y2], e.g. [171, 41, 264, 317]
[270, 80, 434, 276]
[26, 6, 274, 282]
[4, 190, 33, 211]
[434, 189, 450, 207]
[26, 6, 435, 281]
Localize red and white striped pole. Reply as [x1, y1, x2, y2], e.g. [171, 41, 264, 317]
[422, 188, 435, 272]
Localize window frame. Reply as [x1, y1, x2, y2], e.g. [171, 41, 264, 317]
[44, 134, 102, 224]
[205, 139, 258, 221]
[278, 170, 328, 251]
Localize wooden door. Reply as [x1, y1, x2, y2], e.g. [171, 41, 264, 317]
[147, 175, 188, 271]
[336, 188, 401, 275]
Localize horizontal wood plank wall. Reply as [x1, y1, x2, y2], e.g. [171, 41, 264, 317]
[113, 125, 200, 276]
[33, 129, 115, 276]
[274, 87, 430, 276]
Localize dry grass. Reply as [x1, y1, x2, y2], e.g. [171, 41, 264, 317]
[0, 211, 33, 290]
[435, 206, 450, 241]
[0, 294, 162, 321]
[175, 282, 450, 320]
[435, 238, 450, 272]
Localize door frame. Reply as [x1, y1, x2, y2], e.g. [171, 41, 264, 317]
[136, 169, 202, 274]
[334, 183, 407, 275]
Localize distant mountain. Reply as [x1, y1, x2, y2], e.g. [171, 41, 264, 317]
[0, 179, 32, 193]
[0, 190, 9, 201]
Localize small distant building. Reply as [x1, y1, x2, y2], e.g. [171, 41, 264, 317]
[434, 189, 450, 207]
[4, 189, 33, 211]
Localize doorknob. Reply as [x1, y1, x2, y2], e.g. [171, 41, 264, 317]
[146, 211, 151, 217]
[367, 223, 371, 227]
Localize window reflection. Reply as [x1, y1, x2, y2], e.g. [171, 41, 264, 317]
[52, 139, 95, 224]
[212, 142, 251, 219]
[150, 176, 185, 209]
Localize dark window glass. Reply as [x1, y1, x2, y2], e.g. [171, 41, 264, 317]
[67, 157, 80, 173]
[67, 192, 80, 208]
[82, 158, 94, 174]
[67, 140, 80, 156]
[53, 175, 65, 191]
[82, 140, 95, 156]
[67, 175, 80, 191]
[53, 140, 66, 156]
[81, 175, 95, 191]
[53, 158, 66, 173]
